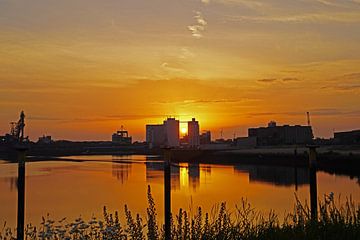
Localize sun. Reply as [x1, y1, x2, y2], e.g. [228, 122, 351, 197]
[181, 127, 187, 135]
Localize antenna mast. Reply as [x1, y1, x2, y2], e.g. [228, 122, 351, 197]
[307, 112, 311, 126]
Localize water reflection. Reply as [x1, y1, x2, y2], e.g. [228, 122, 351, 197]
[144, 162, 205, 191]
[145, 161, 180, 190]
[5, 176, 17, 191]
[112, 162, 132, 184]
[143, 161, 312, 191]
[234, 165, 309, 188]
[1, 155, 360, 229]
[188, 163, 200, 190]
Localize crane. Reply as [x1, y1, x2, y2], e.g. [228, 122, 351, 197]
[9, 111, 26, 143]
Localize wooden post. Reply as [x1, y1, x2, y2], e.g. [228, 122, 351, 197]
[16, 146, 27, 240]
[164, 149, 171, 240]
[294, 147, 298, 191]
[308, 145, 318, 221]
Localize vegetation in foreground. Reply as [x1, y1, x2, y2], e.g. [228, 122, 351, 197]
[1, 187, 359, 240]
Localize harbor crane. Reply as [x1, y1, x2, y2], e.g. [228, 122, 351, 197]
[9, 111, 26, 143]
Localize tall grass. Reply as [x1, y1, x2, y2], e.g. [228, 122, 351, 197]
[1, 187, 359, 240]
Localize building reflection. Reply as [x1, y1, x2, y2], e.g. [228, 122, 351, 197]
[234, 165, 309, 187]
[112, 162, 132, 184]
[3, 176, 17, 191]
[145, 161, 211, 191]
[145, 161, 180, 190]
[188, 163, 200, 190]
[201, 165, 211, 177]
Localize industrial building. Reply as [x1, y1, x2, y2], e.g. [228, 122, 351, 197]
[146, 117, 203, 148]
[37, 135, 52, 144]
[112, 126, 132, 145]
[248, 121, 313, 146]
[200, 131, 211, 145]
[146, 124, 166, 148]
[235, 136, 257, 148]
[188, 118, 200, 147]
[334, 129, 360, 145]
[164, 118, 180, 147]
[146, 118, 180, 148]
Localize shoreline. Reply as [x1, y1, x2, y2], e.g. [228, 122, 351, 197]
[1, 148, 359, 181]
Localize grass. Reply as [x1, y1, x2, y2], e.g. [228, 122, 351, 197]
[1, 187, 359, 240]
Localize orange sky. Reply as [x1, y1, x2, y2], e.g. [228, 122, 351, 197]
[0, 0, 359, 141]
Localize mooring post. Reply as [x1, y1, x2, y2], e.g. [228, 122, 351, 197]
[164, 148, 171, 240]
[308, 145, 319, 221]
[16, 145, 27, 240]
[294, 147, 298, 191]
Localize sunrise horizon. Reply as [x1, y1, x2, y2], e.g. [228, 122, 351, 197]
[1, 0, 359, 142]
[1, 1, 360, 239]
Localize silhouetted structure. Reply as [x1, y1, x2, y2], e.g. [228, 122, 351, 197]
[146, 124, 166, 148]
[13, 111, 28, 240]
[17, 147, 26, 240]
[164, 118, 180, 147]
[112, 126, 132, 145]
[188, 118, 200, 148]
[248, 121, 313, 146]
[235, 136, 257, 148]
[164, 150, 171, 240]
[37, 135, 52, 144]
[308, 145, 319, 220]
[200, 131, 211, 144]
[146, 118, 180, 148]
[334, 129, 360, 145]
[0, 111, 29, 158]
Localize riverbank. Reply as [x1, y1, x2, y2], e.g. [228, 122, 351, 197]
[2, 145, 359, 180]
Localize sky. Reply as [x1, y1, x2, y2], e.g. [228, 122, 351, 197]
[0, 0, 359, 141]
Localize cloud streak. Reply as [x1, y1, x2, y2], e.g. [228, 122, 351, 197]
[28, 114, 167, 123]
[257, 77, 300, 83]
[226, 11, 360, 24]
[245, 108, 360, 118]
[321, 72, 360, 92]
[154, 98, 259, 105]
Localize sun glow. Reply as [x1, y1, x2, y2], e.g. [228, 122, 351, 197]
[181, 127, 187, 135]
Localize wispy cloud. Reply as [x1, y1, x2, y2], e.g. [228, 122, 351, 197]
[322, 84, 360, 92]
[245, 108, 360, 118]
[257, 77, 300, 83]
[338, 72, 360, 81]
[282, 77, 300, 82]
[321, 72, 360, 92]
[210, 0, 264, 9]
[28, 114, 166, 123]
[154, 98, 258, 105]
[161, 62, 188, 77]
[179, 47, 195, 59]
[257, 78, 277, 83]
[225, 12, 360, 24]
[188, 11, 207, 39]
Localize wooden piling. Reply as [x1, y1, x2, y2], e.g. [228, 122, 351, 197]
[164, 149, 171, 240]
[16, 146, 27, 240]
[307, 145, 319, 221]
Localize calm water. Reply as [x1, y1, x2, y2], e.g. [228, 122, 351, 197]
[0, 155, 359, 227]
